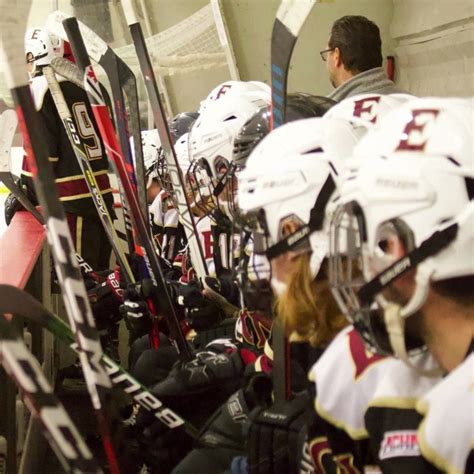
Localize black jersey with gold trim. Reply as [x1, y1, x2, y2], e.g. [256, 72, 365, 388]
[365, 355, 442, 473]
[21, 73, 114, 220]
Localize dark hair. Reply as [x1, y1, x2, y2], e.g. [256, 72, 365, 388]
[329, 15, 383, 73]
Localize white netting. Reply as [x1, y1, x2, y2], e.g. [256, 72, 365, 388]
[116, 4, 229, 76]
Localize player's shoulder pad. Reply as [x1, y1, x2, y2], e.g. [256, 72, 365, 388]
[368, 353, 441, 410]
[311, 325, 394, 440]
[416, 353, 474, 474]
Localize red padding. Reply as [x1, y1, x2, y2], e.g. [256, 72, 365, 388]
[0, 211, 45, 289]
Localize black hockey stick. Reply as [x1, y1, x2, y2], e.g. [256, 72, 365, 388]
[121, 0, 210, 281]
[0, 284, 199, 438]
[270, 0, 320, 404]
[0, 3, 120, 472]
[43, 63, 135, 285]
[63, 17, 192, 361]
[270, 0, 318, 128]
[0, 315, 101, 473]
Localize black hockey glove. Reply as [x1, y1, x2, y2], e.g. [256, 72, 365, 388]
[248, 391, 313, 474]
[169, 279, 226, 331]
[88, 270, 123, 329]
[138, 413, 194, 473]
[120, 281, 152, 340]
[4, 192, 24, 226]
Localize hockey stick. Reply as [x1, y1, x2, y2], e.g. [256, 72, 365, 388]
[63, 17, 192, 361]
[0, 3, 120, 472]
[43, 64, 135, 286]
[0, 315, 101, 473]
[271, 0, 318, 128]
[0, 284, 199, 438]
[270, 0, 321, 404]
[49, 56, 169, 350]
[47, 10, 149, 231]
[121, 0, 210, 281]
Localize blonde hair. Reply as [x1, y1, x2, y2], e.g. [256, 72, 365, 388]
[276, 254, 347, 348]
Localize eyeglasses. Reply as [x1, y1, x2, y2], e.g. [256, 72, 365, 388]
[319, 48, 335, 62]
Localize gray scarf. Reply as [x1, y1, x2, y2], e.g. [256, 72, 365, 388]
[328, 67, 405, 101]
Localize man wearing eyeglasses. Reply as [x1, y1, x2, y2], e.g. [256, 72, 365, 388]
[321, 15, 403, 101]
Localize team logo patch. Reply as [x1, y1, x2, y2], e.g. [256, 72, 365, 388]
[379, 430, 420, 460]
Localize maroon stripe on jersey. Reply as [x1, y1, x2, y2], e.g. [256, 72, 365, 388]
[56, 172, 111, 199]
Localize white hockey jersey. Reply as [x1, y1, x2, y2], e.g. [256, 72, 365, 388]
[311, 326, 394, 440]
[416, 353, 474, 474]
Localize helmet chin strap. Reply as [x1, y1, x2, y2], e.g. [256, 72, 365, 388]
[400, 262, 434, 318]
[384, 302, 443, 377]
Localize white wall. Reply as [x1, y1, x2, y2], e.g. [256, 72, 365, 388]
[391, 0, 474, 96]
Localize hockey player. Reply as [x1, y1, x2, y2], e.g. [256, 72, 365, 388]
[298, 93, 417, 473]
[329, 97, 474, 473]
[21, 27, 114, 271]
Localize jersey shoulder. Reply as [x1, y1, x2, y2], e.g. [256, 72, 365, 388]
[416, 353, 474, 474]
[311, 326, 392, 439]
[369, 353, 441, 408]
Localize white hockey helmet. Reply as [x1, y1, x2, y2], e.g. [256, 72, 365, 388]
[141, 129, 161, 188]
[188, 92, 271, 219]
[329, 97, 474, 362]
[238, 117, 353, 287]
[198, 80, 271, 114]
[25, 27, 64, 76]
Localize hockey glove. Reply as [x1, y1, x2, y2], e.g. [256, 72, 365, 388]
[120, 282, 152, 340]
[170, 279, 226, 331]
[4, 192, 24, 226]
[88, 270, 123, 329]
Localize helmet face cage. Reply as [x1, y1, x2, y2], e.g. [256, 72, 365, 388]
[187, 158, 219, 219]
[187, 155, 241, 220]
[329, 201, 425, 356]
[234, 210, 274, 313]
[155, 148, 174, 195]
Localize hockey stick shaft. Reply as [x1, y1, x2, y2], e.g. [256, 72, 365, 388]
[270, 0, 318, 404]
[120, 67, 149, 223]
[121, 0, 209, 281]
[64, 17, 192, 360]
[43, 65, 135, 285]
[0, 316, 101, 473]
[0, 4, 120, 472]
[0, 284, 199, 438]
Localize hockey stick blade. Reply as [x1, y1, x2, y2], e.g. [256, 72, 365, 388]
[0, 284, 199, 438]
[271, 0, 317, 128]
[0, 171, 44, 223]
[0, 316, 101, 473]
